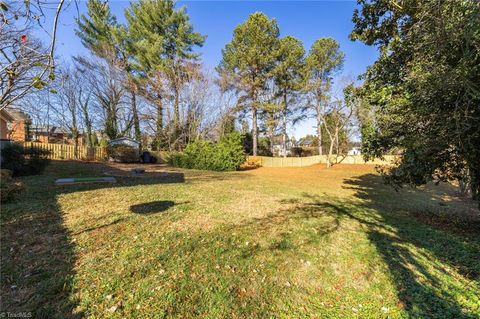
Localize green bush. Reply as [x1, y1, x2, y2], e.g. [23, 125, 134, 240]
[1, 143, 50, 176]
[168, 133, 246, 171]
[242, 133, 272, 156]
[106, 145, 139, 163]
[214, 132, 246, 170]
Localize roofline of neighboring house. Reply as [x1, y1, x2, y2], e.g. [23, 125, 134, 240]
[0, 109, 15, 122]
[4, 107, 30, 122]
[109, 137, 139, 143]
[30, 126, 73, 135]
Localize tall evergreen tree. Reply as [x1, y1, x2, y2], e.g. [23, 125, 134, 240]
[76, 0, 118, 61]
[304, 38, 344, 156]
[217, 12, 280, 156]
[125, 0, 205, 149]
[272, 36, 305, 157]
[76, 0, 123, 140]
[76, 0, 141, 142]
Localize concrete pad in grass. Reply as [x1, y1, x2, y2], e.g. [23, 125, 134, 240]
[55, 177, 117, 185]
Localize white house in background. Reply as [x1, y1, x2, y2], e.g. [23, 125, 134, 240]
[347, 147, 361, 155]
[271, 135, 294, 157]
[107, 137, 140, 149]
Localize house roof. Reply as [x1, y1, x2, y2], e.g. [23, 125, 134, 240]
[108, 137, 140, 145]
[298, 138, 314, 146]
[31, 125, 70, 134]
[0, 109, 15, 122]
[4, 107, 30, 121]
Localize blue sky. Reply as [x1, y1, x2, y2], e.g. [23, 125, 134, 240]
[40, 0, 378, 138]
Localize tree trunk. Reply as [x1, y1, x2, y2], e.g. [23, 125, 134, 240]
[73, 130, 79, 160]
[252, 106, 258, 156]
[106, 111, 117, 139]
[267, 123, 274, 155]
[70, 103, 78, 159]
[327, 135, 335, 168]
[85, 124, 93, 148]
[174, 86, 180, 131]
[282, 91, 287, 158]
[131, 90, 141, 145]
[469, 165, 480, 202]
[81, 101, 93, 147]
[155, 96, 163, 149]
[316, 101, 322, 156]
[335, 127, 340, 156]
[172, 86, 181, 151]
[335, 126, 340, 164]
[105, 95, 119, 140]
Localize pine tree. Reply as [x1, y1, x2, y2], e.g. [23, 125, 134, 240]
[125, 0, 205, 149]
[217, 12, 280, 156]
[272, 36, 305, 157]
[76, 0, 119, 62]
[76, 0, 142, 143]
[304, 38, 344, 156]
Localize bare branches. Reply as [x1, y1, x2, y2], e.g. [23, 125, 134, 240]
[0, 0, 66, 110]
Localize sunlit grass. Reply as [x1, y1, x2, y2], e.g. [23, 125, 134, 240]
[1, 161, 479, 318]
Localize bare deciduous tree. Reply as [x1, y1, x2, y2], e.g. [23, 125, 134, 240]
[0, 0, 66, 110]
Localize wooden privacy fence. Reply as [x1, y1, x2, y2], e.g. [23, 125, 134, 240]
[17, 142, 398, 167]
[248, 155, 398, 168]
[21, 142, 107, 161]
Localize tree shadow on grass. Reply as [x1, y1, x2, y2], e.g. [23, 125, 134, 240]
[130, 200, 191, 215]
[0, 161, 189, 318]
[121, 196, 347, 318]
[246, 177, 480, 318]
[337, 174, 480, 318]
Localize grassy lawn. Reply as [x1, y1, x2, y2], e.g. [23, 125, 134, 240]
[1, 161, 479, 318]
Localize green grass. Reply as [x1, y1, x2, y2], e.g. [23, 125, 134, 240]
[1, 161, 479, 318]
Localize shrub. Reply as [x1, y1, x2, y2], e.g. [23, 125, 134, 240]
[240, 157, 261, 170]
[0, 169, 24, 203]
[168, 133, 246, 171]
[242, 133, 272, 156]
[290, 147, 304, 157]
[214, 132, 246, 170]
[168, 151, 186, 168]
[291, 147, 315, 157]
[301, 148, 315, 157]
[1, 143, 50, 176]
[106, 145, 139, 163]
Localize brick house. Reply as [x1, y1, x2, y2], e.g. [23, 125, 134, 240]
[1, 107, 85, 145]
[30, 125, 85, 145]
[0, 108, 30, 141]
[0, 109, 14, 140]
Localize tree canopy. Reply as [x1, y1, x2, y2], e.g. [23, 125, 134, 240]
[218, 12, 280, 156]
[304, 38, 345, 156]
[351, 0, 480, 202]
[76, 0, 120, 60]
[272, 35, 306, 157]
[125, 0, 205, 75]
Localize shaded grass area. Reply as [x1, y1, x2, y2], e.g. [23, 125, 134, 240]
[1, 161, 479, 318]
